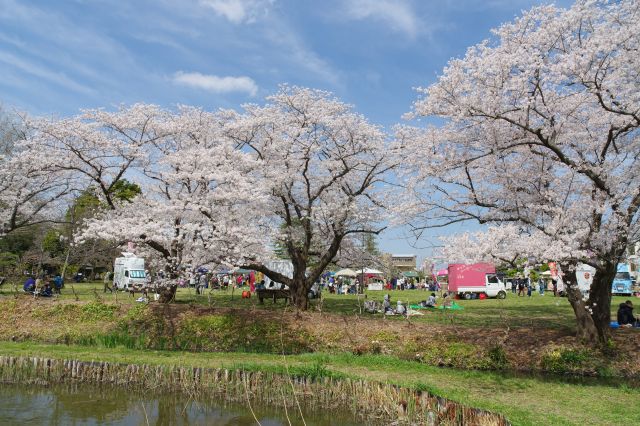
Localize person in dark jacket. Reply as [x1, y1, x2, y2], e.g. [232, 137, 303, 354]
[40, 282, 53, 297]
[53, 274, 63, 294]
[617, 300, 638, 326]
[23, 276, 36, 293]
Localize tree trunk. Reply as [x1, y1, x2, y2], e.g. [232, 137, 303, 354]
[156, 263, 178, 304]
[563, 266, 599, 343]
[290, 264, 310, 310]
[588, 261, 617, 345]
[158, 284, 177, 304]
[291, 278, 309, 310]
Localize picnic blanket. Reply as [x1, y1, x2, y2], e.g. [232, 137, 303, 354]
[438, 302, 464, 311]
[409, 304, 436, 310]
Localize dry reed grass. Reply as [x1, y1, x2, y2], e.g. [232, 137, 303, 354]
[0, 355, 509, 425]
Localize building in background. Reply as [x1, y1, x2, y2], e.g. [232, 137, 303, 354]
[381, 253, 417, 274]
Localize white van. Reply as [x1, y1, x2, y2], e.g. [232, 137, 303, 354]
[113, 254, 146, 290]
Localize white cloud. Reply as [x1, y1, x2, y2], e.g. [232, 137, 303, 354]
[198, 0, 274, 24]
[173, 71, 258, 96]
[343, 0, 419, 38]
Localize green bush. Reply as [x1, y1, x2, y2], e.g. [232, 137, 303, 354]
[80, 301, 118, 321]
[541, 347, 594, 374]
[487, 344, 509, 369]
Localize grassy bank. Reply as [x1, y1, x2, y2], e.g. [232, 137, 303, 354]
[1, 296, 639, 377]
[0, 341, 637, 426]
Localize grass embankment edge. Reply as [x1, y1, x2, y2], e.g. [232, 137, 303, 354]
[0, 341, 639, 426]
[0, 341, 508, 426]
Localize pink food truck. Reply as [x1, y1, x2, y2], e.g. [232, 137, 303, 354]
[447, 263, 507, 299]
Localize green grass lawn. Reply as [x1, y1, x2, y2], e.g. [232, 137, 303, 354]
[0, 340, 637, 426]
[1, 280, 631, 331]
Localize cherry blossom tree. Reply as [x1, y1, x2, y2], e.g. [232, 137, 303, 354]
[78, 106, 268, 302]
[24, 104, 171, 209]
[402, 1, 640, 343]
[1, 111, 74, 236]
[19, 89, 395, 308]
[228, 87, 397, 309]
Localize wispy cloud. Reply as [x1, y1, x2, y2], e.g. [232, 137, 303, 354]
[263, 23, 341, 87]
[0, 50, 94, 95]
[173, 71, 258, 96]
[341, 0, 419, 39]
[198, 0, 274, 24]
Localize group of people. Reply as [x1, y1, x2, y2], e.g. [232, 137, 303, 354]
[323, 276, 440, 295]
[378, 292, 442, 316]
[181, 273, 257, 293]
[508, 277, 564, 297]
[23, 274, 63, 297]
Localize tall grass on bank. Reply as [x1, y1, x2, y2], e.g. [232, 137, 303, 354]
[0, 355, 508, 425]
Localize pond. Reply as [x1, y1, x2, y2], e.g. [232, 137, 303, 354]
[0, 383, 362, 425]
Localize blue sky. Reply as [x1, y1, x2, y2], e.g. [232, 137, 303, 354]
[0, 0, 571, 265]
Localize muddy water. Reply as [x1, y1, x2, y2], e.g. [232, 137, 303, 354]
[0, 383, 363, 425]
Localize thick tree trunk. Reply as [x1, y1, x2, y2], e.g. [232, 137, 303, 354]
[290, 264, 310, 310]
[588, 261, 617, 345]
[563, 260, 617, 345]
[156, 263, 178, 304]
[291, 278, 309, 310]
[563, 267, 599, 343]
[158, 284, 177, 304]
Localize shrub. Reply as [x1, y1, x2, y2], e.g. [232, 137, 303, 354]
[80, 301, 118, 321]
[541, 347, 593, 374]
[487, 344, 509, 369]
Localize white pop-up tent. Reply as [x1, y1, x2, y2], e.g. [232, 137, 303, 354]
[359, 268, 383, 275]
[335, 268, 357, 277]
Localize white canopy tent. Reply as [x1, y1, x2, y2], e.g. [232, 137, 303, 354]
[335, 268, 357, 277]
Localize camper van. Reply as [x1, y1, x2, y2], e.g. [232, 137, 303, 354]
[113, 254, 146, 290]
[612, 264, 633, 296]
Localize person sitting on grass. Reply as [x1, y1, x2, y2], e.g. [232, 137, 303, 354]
[396, 300, 407, 316]
[383, 294, 393, 314]
[442, 293, 453, 308]
[23, 276, 36, 293]
[426, 293, 437, 307]
[40, 282, 53, 297]
[617, 300, 638, 327]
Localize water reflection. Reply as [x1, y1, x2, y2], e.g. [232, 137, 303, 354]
[0, 383, 361, 425]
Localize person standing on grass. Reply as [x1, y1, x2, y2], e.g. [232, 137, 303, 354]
[538, 278, 545, 296]
[527, 281, 532, 298]
[197, 273, 207, 295]
[53, 274, 63, 294]
[103, 271, 113, 293]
